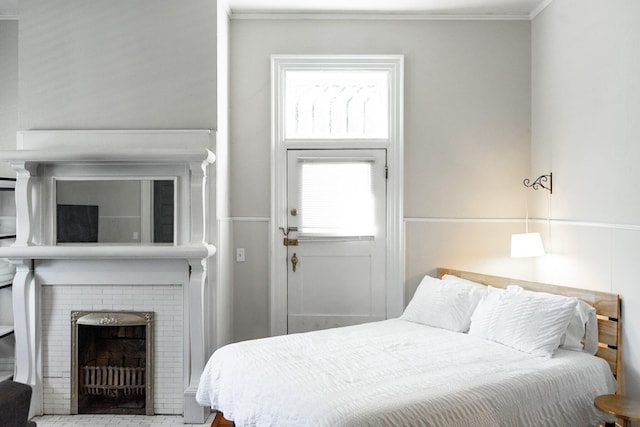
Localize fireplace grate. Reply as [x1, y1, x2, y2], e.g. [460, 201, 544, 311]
[81, 366, 145, 398]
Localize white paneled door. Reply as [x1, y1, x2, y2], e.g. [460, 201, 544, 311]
[286, 149, 386, 333]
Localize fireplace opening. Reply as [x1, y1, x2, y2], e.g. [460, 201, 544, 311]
[71, 311, 154, 415]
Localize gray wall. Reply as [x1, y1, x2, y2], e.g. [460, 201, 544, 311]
[531, 0, 640, 403]
[230, 19, 532, 342]
[0, 20, 17, 177]
[19, 0, 216, 129]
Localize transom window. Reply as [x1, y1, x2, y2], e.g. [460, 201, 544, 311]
[284, 70, 389, 139]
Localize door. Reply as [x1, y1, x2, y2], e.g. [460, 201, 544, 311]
[286, 149, 386, 333]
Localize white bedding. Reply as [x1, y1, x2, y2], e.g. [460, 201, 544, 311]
[196, 319, 616, 427]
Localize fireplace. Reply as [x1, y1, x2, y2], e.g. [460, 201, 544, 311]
[0, 130, 217, 423]
[70, 311, 154, 415]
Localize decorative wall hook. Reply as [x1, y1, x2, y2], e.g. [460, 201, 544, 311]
[523, 173, 552, 194]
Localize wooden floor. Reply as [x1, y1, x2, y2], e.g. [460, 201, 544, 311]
[211, 412, 234, 427]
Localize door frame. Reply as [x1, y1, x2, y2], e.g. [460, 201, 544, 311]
[269, 55, 404, 336]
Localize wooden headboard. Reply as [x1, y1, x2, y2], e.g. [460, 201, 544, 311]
[437, 268, 622, 381]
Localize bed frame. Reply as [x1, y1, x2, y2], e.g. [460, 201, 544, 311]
[437, 268, 623, 382]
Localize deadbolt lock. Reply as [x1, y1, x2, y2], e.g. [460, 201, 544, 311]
[284, 238, 298, 246]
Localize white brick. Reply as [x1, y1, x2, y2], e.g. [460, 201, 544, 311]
[42, 285, 183, 415]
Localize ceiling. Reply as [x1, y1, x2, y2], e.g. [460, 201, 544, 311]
[0, 0, 549, 19]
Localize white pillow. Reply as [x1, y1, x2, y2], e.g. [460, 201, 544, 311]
[506, 285, 599, 355]
[469, 286, 578, 357]
[401, 275, 486, 332]
[561, 299, 598, 354]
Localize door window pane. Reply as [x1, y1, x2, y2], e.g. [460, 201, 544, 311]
[285, 70, 389, 139]
[299, 160, 375, 235]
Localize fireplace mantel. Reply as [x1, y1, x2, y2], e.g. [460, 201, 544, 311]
[0, 147, 215, 164]
[0, 244, 215, 260]
[0, 130, 216, 423]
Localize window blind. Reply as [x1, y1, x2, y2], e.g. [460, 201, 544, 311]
[298, 160, 375, 236]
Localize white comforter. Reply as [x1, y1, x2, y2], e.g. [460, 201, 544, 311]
[196, 319, 616, 427]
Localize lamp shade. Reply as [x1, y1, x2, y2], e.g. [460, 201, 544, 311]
[511, 232, 545, 258]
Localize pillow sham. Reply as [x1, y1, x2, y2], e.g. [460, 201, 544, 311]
[468, 286, 577, 357]
[506, 285, 599, 355]
[561, 299, 598, 353]
[401, 275, 486, 332]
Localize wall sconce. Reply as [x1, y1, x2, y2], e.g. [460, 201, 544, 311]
[523, 173, 552, 194]
[511, 232, 545, 258]
[514, 172, 551, 257]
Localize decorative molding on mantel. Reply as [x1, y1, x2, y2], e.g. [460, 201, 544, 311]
[0, 148, 215, 164]
[0, 243, 216, 260]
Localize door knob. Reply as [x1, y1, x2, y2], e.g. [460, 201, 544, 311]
[291, 253, 298, 272]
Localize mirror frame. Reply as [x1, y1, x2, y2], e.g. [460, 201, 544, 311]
[42, 162, 187, 246]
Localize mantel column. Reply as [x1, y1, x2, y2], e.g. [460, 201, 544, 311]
[183, 257, 210, 423]
[10, 161, 39, 247]
[189, 156, 215, 244]
[10, 258, 40, 417]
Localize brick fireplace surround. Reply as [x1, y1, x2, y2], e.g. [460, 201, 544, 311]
[0, 130, 216, 424]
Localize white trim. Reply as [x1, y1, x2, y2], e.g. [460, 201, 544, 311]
[230, 12, 531, 21]
[532, 218, 640, 232]
[529, 0, 554, 19]
[219, 0, 232, 17]
[405, 217, 522, 224]
[231, 216, 270, 222]
[404, 216, 640, 232]
[270, 55, 404, 337]
[0, 16, 18, 21]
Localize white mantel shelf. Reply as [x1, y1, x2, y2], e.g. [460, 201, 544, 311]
[0, 244, 216, 260]
[0, 148, 215, 164]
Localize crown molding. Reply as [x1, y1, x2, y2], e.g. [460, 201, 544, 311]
[230, 11, 531, 21]
[530, 0, 553, 19]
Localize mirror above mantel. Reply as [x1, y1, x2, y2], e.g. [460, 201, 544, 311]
[56, 179, 174, 244]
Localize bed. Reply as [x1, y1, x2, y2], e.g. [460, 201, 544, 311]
[197, 268, 622, 427]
